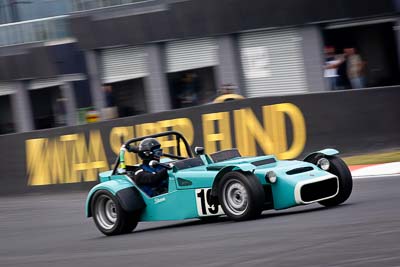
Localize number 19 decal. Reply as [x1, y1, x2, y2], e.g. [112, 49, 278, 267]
[195, 188, 224, 216]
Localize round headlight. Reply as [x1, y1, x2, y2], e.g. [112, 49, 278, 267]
[266, 171, 277, 184]
[317, 158, 330, 171]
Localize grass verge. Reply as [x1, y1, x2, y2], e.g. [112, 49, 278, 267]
[343, 151, 400, 165]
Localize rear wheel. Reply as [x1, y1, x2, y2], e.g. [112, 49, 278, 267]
[318, 156, 353, 207]
[92, 190, 139, 236]
[218, 171, 264, 221]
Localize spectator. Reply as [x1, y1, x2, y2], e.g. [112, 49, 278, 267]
[104, 85, 115, 107]
[179, 72, 199, 108]
[324, 46, 342, 90]
[102, 85, 118, 119]
[54, 96, 67, 126]
[213, 84, 244, 103]
[344, 47, 366, 89]
[218, 83, 236, 96]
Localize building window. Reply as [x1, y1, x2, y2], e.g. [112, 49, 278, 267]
[29, 86, 67, 130]
[103, 78, 147, 118]
[168, 68, 217, 109]
[323, 21, 400, 89]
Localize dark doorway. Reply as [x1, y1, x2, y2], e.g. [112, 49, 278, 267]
[105, 78, 147, 118]
[323, 22, 400, 88]
[29, 86, 66, 129]
[167, 67, 217, 109]
[0, 95, 15, 134]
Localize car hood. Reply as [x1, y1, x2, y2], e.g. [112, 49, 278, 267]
[173, 155, 328, 189]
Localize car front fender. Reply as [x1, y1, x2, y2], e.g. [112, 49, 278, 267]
[303, 148, 339, 163]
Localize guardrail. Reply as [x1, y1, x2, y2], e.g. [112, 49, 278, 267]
[0, 86, 399, 195]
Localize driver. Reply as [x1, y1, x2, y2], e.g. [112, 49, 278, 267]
[131, 138, 169, 197]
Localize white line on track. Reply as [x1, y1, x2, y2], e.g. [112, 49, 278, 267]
[353, 174, 400, 180]
[351, 162, 400, 177]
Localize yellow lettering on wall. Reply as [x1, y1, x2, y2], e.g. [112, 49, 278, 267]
[84, 131, 109, 181]
[158, 118, 194, 156]
[26, 130, 108, 186]
[233, 108, 275, 156]
[108, 119, 194, 164]
[26, 138, 49, 186]
[234, 109, 252, 156]
[265, 105, 286, 156]
[233, 103, 306, 159]
[26, 103, 306, 187]
[59, 134, 80, 183]
[48, 139, 67, 185]
[275, 103, 306, 159]
[65, 131, 108, 182]
[136, 122, 159, 137]
[202, 112, 232, 154]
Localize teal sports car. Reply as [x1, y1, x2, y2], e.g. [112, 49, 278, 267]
[86, 131, 352, 236]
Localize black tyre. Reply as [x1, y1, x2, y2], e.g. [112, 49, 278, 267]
[91, 190, 139, 236]
[218, 171, 264, 221]
[318, 156, 353, 207]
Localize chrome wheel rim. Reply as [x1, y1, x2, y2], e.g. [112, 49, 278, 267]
[222, 179, 249, 216]
[95, 195, 117, 230]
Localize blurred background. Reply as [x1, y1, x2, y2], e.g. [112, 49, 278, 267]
[2, 3, 400, 265]
[0, 0, 400, 134]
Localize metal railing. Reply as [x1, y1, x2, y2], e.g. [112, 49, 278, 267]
[0, 15, 69, 47]
[0, 0, 158, 47]
[71, 0, 149, 12]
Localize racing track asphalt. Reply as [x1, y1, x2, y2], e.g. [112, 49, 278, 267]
[1, 176, 400, 267]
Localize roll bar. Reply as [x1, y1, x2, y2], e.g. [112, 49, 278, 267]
[112, 131, 193, 175]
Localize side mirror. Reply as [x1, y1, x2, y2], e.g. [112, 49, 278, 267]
[194, 146, 205, 155]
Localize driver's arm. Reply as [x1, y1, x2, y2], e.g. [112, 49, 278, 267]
[118, 144, 137, 173]
[118, 145, 128, 172]
[133, 168, 168, 187]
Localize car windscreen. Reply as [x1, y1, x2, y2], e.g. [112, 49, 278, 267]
[210, 149, 241, 163]
[173, 157, 204, 170]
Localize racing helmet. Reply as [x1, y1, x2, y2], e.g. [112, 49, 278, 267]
[138, 138, 163, 161]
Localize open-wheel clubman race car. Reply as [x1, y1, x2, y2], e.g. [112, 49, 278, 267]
[86, 131, 353, 236]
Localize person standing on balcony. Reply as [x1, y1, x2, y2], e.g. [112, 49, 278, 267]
[345, 47, 366, 89]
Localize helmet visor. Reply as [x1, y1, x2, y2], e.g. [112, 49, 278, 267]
[153, 148, 163, 158]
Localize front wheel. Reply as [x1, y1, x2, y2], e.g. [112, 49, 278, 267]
[319, 156, 353, 207]
[91, 190, 139, 236]
[218, 171, 264, 221]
